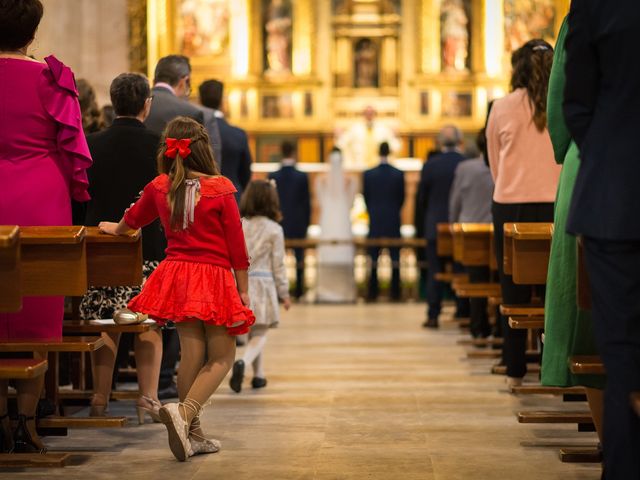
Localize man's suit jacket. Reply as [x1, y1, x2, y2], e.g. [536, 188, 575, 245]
[85, 118, 166, 261]
[216, 116, 252, 198]
[564, 0, 640, 240]
[363, 163, 405, 238]
[144, 86, 204, 136]
[201, 107, 223, 169]
[419, 150, 466, 240]
[269, 165, 310, 239]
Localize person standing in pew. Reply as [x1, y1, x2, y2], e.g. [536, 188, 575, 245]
[564, 2, 640, 477]
[419, 126, 467, 328]
[269, 141, 311, 300]
[449, 130, 494, 339]
[362, 142, 405, 301]
[80, 73, 165, 422]
[199, 79, 252, 202]
[540, 14, 604, 448]
[99, 117, 255, 461]
[0, 0, 92, 452]
[486, 39, 561, 387]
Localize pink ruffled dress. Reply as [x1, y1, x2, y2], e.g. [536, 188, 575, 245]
[0, 56, 92, 340]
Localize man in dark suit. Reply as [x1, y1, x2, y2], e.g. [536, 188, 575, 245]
[269, 141, 311, 299]
[419, 126, 467, 328]
[363, 142, 405, 301]
[564, 2, 640, 477]
[199, 79, 252, 199]
[145, 55, 204, 136]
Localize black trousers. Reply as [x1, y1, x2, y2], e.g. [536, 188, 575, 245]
[292, 247, 305, 299]
[492, 201, 553, 378]
[584, 237, 640, 480]
[426, 241, 444, 320]
[368, 247, 401, 300]
[467, 266, 491, 338]
[159, 325, 180, 389]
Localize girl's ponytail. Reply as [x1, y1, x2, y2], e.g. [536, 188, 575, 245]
[158, 116, 220, 231]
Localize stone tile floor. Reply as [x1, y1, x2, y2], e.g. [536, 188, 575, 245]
[1, 303, 601, 479]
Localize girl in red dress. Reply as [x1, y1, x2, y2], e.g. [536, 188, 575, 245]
[99, 117, 254, 461]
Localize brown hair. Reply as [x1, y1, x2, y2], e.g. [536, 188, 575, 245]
[510, 39, 554, 132]
[240, 180, 283, 223]
[157, 117, 221, 230]
[0, 0, 43, 51]
[77, 79, 101, 134]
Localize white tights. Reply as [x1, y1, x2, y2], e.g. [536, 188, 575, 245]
[242, 326, 268, 379]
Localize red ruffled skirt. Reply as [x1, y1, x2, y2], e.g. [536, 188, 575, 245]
[128, 260, 255, 336]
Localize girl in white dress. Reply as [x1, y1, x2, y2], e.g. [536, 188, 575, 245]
[230, 180, 291, 393]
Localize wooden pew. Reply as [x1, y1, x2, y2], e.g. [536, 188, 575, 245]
[20, 226, 87, 296]
[85, 227, 142, 286]
[503, 223, 553, 285]
[0, 226, 21, 312]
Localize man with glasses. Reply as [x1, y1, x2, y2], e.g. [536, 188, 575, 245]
[145, 55, 204, 136]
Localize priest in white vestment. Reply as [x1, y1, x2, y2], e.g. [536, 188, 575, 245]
[336, 106, 401, 169]
[315, 148, 357, 302]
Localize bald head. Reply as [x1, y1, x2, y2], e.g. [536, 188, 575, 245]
[363, 106, 376, 123]
[438, 125, 463, 151]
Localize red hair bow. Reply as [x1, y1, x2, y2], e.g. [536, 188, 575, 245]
[165, 138, 192, 159]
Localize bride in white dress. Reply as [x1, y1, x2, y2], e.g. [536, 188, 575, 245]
[315, 148, 357, 302]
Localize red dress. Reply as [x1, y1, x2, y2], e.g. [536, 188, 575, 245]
[124, 174, 254, 335]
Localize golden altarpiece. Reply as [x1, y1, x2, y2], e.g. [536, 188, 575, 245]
[142, 0, 568, 164]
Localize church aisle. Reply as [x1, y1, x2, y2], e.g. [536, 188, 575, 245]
[6, 304, 600, 479]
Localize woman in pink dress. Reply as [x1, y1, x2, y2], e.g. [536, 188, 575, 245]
[0, 0, 92, 453]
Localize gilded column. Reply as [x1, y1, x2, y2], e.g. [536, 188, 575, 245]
[483, 0, 504, 77]
[420, 0, 440, 74]
[292, 0, 312, 76]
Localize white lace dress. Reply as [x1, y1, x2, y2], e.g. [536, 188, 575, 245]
[242, 216, 289, 328]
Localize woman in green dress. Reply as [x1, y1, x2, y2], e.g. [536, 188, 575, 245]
[541, 15, 604, 441]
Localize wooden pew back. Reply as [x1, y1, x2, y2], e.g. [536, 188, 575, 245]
[20, 226, 87, 296]
[0, 226, 21, 312]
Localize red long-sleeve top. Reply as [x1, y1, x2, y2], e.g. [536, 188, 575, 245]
[124, 174, 250, 270]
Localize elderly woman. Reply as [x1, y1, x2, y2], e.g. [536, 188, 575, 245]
[0, 0, 92, 452]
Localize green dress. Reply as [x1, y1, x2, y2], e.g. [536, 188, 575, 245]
[541, 17, 603, 389]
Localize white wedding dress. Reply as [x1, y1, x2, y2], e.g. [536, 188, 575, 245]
[315, 151, 357, 302]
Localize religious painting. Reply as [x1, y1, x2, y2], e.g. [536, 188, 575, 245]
[440, 0, 471, 72]
[257, 136, 297, 163]
[262, 94, 294, 119]
[420, 91, 429, 116]
[177, 0, 230, 57]
[442, 91, 472, 118]
[504, 0, 556, 55]
[353, 38, 379, 88]
[263, 0, 293, 75]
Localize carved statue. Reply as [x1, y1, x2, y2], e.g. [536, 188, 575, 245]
[264, 0, 292, 74]
[440, 0, 469, 72]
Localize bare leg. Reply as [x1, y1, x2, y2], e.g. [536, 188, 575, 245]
[91, 331, 121, 413]
[175, 322, 206, 403]
[134, 328, 162, 404]
[586, 387, 604, 444]
[180, 324, 235, 430]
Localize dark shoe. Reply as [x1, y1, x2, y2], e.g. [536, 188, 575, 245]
[251, 377, 267, 389]
[235, 337, 246, 347]
[422, 318, 439, 329]
[12, 415, 45, 454]
[158, 382, 179, 400]
[229, 360, 245, 393]
[0, 413, 13, 453]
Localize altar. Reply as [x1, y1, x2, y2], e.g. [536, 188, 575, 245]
[141, 0, 569, 163]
